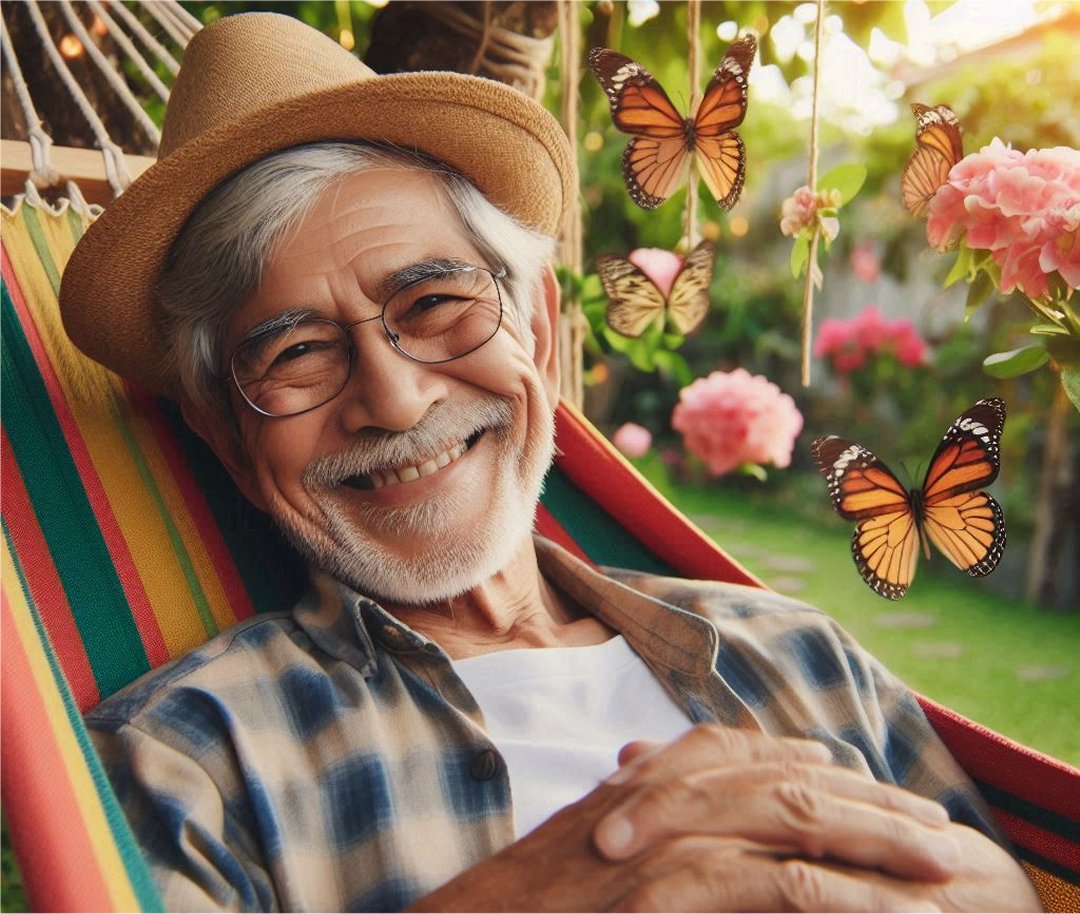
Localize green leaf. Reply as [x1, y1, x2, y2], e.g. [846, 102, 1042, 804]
[737, 462, 768, 482]
[580, 273, 603, 302]
[790, 234, 810, 278]
[817, 163, 867, 204]
[982, 345, 1049, 379]
[653, 349, 693, 386]
[1030, 322, 1070, 336]
[1061, 365, 1080, 415]
[943, 246, 972, 288]
[964, 270, 995, 320]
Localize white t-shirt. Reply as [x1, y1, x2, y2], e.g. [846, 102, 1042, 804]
[453, 635, 694, 837]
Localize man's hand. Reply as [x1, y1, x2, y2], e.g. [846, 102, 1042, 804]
[410, 725, 1038, 912]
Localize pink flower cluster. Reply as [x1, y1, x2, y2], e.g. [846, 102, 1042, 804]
[815, 306, 927, 374]
[927, 139, 1080, 299]
[671, 368, 804, 476]
[780, 186, 842, 242]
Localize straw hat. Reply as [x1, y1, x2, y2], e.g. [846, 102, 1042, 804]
[59, 12, 575, 397]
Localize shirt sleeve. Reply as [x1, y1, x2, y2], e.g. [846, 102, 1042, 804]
[830, 625, 1010, 847]
[89, 722, 278, 912]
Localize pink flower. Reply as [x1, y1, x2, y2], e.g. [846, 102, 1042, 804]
[627, 248, 684, 296]
[850, 242, 881, 283]
[852, 306, 890, 350]
[612, 422, 652, 458]
[814, 307, 929, 375]
[780, 185, 842, 240]
[813, 318, 854, 357]
[926, 139, 1080, 299]
[671, 369, 804, 476]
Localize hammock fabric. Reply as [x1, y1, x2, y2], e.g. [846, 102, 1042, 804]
[2, 203, 1078, 912]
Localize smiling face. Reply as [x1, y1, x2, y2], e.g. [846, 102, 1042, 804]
[186, 168, 560, 604]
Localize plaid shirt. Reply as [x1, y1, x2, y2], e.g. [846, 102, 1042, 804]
[87, 537, 1005, 912]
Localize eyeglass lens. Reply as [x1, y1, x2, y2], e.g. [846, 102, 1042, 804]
[231, 267, 502, 417]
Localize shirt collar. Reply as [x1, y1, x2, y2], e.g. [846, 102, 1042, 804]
[292, 536, 719, 679]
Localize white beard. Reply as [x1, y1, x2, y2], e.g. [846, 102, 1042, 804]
[278, 395, 554, 604]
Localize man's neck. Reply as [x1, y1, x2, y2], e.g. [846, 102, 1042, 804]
[381, 537, 616, 660]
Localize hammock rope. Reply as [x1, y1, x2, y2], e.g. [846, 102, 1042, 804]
[101, 0, 182, 76]
[56, 0, 161, 146]
[22, 0, 132, 195]
[86, 0, 170, 102]
[1, 13, 58, 188]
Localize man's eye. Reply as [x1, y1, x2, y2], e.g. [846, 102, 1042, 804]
[270, 340, 329, 366]
[413, 294, 455, 312]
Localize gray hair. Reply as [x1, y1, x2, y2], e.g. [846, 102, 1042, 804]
[157, 142, 556, 416]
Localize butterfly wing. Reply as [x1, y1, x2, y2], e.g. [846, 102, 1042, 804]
[920, 398, 1006, 576]
[902, 104, 963, 217]
[622, 136, 693, 210]
[912, 103, 964, 162]
[589, 48, 691, 210]
[595, 254, 666, 338]
[665, 240, 715, 335]
[902, 146, 953, 218]
[811, 435, 919, 599]
[692, 34, 755, 210]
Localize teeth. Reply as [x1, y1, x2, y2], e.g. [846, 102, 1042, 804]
[360, 436, 475, 490]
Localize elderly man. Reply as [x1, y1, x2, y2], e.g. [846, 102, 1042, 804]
[60, 12, 1039, 914]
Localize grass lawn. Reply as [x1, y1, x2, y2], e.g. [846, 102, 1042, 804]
[638, 459, 1080, 767]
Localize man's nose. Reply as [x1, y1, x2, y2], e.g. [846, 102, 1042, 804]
[336, 324, 448, 433]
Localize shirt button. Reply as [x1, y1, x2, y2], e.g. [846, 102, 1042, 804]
[470, 748, 501, 782]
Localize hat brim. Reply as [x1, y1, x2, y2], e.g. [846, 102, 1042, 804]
[59, 71, 574, 397]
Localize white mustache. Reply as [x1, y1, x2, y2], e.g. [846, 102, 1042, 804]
[303, 398, 514, 486]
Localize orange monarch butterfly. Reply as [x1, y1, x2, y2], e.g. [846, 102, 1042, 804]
[811, 398, 1006, 600]
[588, 35, 756, 211]
[901, 103, 964, 218]
[596, 240, 715, 338]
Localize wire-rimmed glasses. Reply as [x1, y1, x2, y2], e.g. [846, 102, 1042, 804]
[228, 265, 505, 418]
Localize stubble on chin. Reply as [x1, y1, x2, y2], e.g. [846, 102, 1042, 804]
[276, 404, 555, 605]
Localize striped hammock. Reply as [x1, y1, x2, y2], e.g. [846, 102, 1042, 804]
[2, 202, 1077, 912]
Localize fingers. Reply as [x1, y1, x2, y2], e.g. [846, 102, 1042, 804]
[607, 724, 831, 786]
[596, 726, 956, 883]
[610, 840, 942, 913]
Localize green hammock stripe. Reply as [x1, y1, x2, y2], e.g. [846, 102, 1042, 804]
[1, 282, 150, 695]
[541, 466, 675, 574]
[160, 401, 308, 615]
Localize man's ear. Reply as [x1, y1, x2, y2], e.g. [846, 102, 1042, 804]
[179, 399, 269, 512]
[530, 264, 562, 408]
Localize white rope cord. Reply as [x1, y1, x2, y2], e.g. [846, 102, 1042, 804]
[104, 0, 180, 76]
[24, 0, 132, 194]
[141, 1, 189, 47]
[1, 13, 59, 187]
[86, 0, 170, 102]
[154, 1, 199, 42]
[57, 0, 161, 146]
[163, 1, 201, 37]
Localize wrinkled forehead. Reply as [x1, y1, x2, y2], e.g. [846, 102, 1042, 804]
[226, 168, 487, 343]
